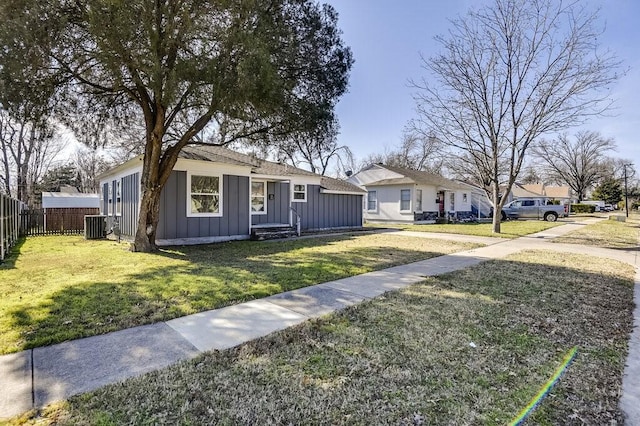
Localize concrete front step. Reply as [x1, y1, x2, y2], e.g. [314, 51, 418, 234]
[250, 226, 296, 240]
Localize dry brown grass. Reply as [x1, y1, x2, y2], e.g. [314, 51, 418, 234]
[25, 250, 634, 425]
[553, 216, 640, 248]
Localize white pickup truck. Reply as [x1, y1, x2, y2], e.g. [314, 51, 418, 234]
[498, 198, 568, 222]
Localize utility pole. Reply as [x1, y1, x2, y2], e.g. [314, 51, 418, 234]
[624, 163, 631, 218]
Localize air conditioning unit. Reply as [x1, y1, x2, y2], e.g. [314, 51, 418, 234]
[84, 215, 107, 239]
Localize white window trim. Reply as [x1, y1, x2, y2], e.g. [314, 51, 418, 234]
[251, 180, 267, 215]
[400, 189, 411, 212]
[115, 179, 122, 216]
[416, 189, 423, 213]
[292, 183, 307, 203]
[367, 190, 377, 212]
[107, 182, 114, 216]
[187, 172, 223, 217]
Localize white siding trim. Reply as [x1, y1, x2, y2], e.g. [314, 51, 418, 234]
[156, 234, 250, 246]
[320, 189, 366, 196]
[291, 183, 308, 203]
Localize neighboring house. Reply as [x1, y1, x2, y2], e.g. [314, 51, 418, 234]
[41, 191, 101, 233]
[508, 183, 573, 204]
[542, 185, 573, 204]
[455, 181, 494, 219]
[347, 164, 473, 223]
[98, 146, 365, 245]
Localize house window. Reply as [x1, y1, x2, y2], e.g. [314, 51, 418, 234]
[108, 182, 113, 216]
[367, 191, 377, 211]
[188, 173, 221, 216]
[293, 184, 307, 202]
[116, 180, 122, 216]
[400, 189, 411, 211]
[416, 189, 423, 212]
[463, 193, 468, 203]
[251, 181, 266, 214]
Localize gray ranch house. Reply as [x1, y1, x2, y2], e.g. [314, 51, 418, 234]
[348, 164, 475, 223]
[98, 146, 365, 245]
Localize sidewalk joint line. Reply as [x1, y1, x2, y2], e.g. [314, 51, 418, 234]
[30, 349, 34, 408]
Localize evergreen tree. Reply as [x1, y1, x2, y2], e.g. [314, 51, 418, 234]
[592, 177, 623, 205]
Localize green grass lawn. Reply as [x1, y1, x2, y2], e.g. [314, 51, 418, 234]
[553, 216, 640, 248]
[27, 250, 634, 425]
[369, 219, 564, 238]
[0, 234, 479, 354]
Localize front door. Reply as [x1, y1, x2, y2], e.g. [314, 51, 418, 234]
[437, 191, 445, 216]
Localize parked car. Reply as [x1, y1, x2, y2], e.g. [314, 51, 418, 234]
[496, 198, 568, 222]
[582, 200, 604, 212]
[603, 204, 614, 212]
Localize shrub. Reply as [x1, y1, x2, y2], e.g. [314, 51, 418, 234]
[571, 204, 596, 213]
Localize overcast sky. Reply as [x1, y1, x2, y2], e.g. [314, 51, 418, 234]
[324, 0, 640, 170]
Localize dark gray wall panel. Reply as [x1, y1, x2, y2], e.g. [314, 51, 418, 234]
[162, 170, 178, 239]
[236, 176, 249, 234]
[157, 171, 249, 239]
[121, 173, 139, 237]
[102, 183, 108, 215]
[291, 185, 362, 231]
[176, 172, 189, 238]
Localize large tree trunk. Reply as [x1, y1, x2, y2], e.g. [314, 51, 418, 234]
[131, 111, 167, 252]
[491, 182, 501, 234]
[130, 108, 185, 252]
[132, 185, 162, 252]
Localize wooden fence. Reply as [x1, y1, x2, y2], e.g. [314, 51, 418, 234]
[19, 208, 100, 236]
[1, 193, 22, 261]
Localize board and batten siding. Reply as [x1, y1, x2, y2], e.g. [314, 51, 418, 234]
[120, 173, 140, 237]
[292, 184, 362, 231]
[157, 171, 250, 240]
[101, 172, 140, 238]
[251, 181, 290, 225]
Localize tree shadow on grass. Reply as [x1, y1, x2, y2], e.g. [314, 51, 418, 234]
[5, 236, 448, 352]
[48, 254, 635, 425]
[0, 237, 26, 269]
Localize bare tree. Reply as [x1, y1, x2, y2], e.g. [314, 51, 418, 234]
[74, 146, 111, 193]
[0, 111, 15, 195]
[601, 157, 636, 182]
[533, 131, 615, 201]
[358, 130, 444, 173]
[274, 120, 353, 176]
[518, 164, 544, 185]
[411, 0, 620, 232]
[0, 109, 64, 205]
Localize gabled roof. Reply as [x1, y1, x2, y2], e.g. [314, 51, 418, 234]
[181, 145, 318, 177]
[512, 183, 543, 198]
[361, 164, 469, 190]
[320, 177, 365, 194]
[511, 182, 572, 199]
[544, 186, 572, 199]
[522, 183, 544, 196]
[180, 146, 364, 194]
[101, 145, 364, 195]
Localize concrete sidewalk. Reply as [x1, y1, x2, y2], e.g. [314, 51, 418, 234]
[1, 218, 638, 421]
